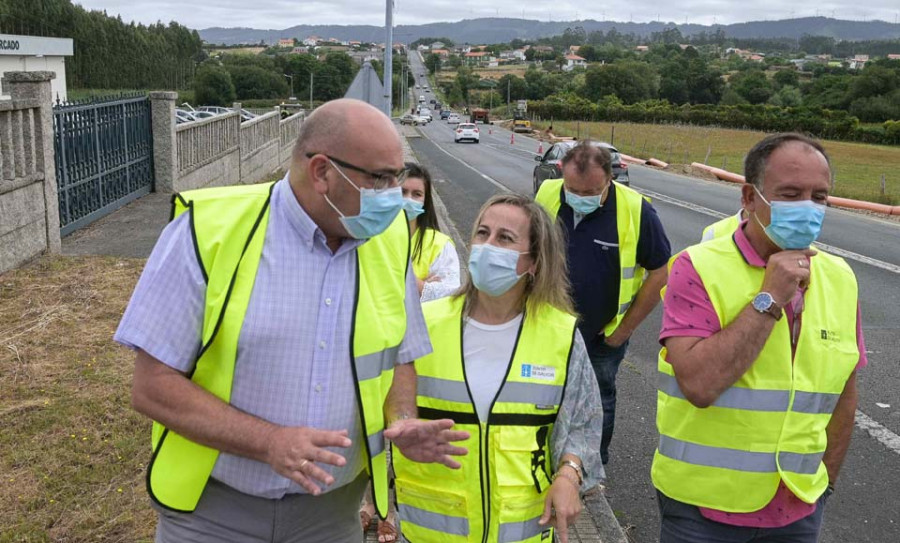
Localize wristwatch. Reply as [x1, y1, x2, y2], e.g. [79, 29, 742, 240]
[752, 292, 783, 321]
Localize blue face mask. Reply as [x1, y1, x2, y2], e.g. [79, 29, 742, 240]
[565, 183, 609, 215]
[468, 243, 529, 297]
[325, 159, 403, 239]
[754, 188, 826, 250]
[402, 198, 425, 221]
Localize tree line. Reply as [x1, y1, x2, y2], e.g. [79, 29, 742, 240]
[0, 0, 203, 91]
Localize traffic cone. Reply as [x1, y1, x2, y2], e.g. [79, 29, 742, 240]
[537, 141, 543, 154]
[510, 132, 515, 145]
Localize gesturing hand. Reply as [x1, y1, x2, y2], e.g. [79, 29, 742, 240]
[539, 475, 583, 543]
[265, 426, 352, 495]
[384, 418, 469, 468]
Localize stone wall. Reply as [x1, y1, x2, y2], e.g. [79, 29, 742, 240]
[0, 71, 60, 274]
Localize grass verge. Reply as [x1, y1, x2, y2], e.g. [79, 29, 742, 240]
[0, 255, 155, 542]
[533, 120, 900, 205]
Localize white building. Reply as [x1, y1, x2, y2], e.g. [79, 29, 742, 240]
[563, 54, 587, 72]
[0, 34, 74, 101]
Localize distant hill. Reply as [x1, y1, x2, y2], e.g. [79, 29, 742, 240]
[198, 17, 900, 46]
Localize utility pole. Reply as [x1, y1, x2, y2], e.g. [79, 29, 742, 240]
[506, 78, 511, 116]
[383, 0, 394, 116]
[309, 72, 314, 111]
[283, 74, 295, 100]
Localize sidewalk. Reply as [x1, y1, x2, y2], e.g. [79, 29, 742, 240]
[59, 132, 627, 543]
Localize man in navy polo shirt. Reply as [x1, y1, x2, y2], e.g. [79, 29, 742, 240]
[536, 141, 671, 464]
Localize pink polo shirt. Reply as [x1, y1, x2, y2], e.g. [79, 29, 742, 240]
[659, 223, 867, 528]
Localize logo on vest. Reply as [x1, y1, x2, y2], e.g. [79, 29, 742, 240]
[541, 528, 552, 540]
[521, 364, 555, 381]
[820, 329, 840, 342]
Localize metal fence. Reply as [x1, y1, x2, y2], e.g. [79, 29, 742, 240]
[53, 93, 154, 235]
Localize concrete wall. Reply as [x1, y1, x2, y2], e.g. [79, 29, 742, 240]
[0, 71, 60, 274]
[153, 96, 304, 193]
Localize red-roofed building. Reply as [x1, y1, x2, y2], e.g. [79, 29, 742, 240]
[563, 54, 587, 71]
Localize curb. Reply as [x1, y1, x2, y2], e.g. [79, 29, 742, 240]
[400, 129, 628, 543]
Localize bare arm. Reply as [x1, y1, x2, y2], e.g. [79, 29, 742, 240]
[132, 350, 351, 494]
[384, 362, 418, 424]
[823, 372, 858, 485]
[664, 306, 776, 407]
[604, 265, 667, 346]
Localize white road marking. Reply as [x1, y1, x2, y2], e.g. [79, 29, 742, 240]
[638, 188, 900, 275]
[855, 411, 900, 456]
[416, 126, 512, 193]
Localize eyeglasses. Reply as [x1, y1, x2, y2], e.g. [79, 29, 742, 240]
[306, 153, 408, 192]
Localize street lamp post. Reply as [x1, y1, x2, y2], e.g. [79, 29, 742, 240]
[383, 0, 394, 116]
[283, 74, 296, 101]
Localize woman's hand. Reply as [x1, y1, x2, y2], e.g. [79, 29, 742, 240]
[538, 469, 582, 543]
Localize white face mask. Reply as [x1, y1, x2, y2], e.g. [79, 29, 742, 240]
[323, 159, 403, 239]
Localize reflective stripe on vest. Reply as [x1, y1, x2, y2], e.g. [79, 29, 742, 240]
[658, 435, 824, 475]
[535, 178, 646, 336]
[651, 234, 858, 512]
[147, 181, 408, 515]
[657, 372, 839, 414]
[399, 503, 470, 536]
[395, 296, 576, 542]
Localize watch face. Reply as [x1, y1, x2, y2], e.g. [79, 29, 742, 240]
[753, 292, 774, 311]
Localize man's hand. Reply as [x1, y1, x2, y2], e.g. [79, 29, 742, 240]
[265, 427, 352, 496]
[602, 328, 629, 349]
[761, 249, 817, 304]
[384, 418, 469, 468]
[539, 473, 582, 543]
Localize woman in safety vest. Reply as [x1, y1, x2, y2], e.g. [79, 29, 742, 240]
[359, 163, 461, 542]
[402, 162, 460, 301]
[393, 193, 604, 543]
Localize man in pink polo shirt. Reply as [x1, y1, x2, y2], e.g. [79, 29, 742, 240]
[653, 133, 865, 542]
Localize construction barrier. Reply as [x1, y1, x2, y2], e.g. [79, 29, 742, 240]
[690, 163, 900, 216]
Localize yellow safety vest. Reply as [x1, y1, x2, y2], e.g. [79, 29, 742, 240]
[411, 227, 454, 281]
[393, 296, 577, 543]
[535, 178, 646, 336]
[700, 211, 742, 242]
[652, 234, 859, 512]
[146, 181, 409, 516]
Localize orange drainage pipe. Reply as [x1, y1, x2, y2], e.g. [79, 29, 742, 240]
[619, 153, 646, 165]
[647, 158, 669, 169]
[690, 163, 900, 216]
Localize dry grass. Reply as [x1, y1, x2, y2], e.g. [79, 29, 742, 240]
[0, 255, 155, 542]
[532, 120, 900, 205]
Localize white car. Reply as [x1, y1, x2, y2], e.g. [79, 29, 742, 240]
[454, 123, 480, 143]
[447, 113, 460, 124]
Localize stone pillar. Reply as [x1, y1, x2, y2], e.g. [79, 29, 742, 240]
[150, 91, 178, 193]
[4, 71, 61, 254]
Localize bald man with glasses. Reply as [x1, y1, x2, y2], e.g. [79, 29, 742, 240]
[116, 99, 468, 542]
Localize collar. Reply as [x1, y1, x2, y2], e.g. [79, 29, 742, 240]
[276, 172, 329, 252]
[733, 220, 767, 268]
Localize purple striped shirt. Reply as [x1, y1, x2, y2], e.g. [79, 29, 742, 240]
[115, 174, 431, 498]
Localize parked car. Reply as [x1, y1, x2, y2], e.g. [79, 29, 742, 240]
[532, 141, 629, 194]
[454, 122, 480, 143]
[447, 113, 461, 124]
[191, 111, 218, 120]
[400, 113, 418, 125]
[175, 109, 196, 124]
[197, 106, 232, 115]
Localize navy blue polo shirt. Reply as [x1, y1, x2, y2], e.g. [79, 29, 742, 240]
[557, 184, 671, 355]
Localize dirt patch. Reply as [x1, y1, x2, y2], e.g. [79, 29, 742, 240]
[0, 254, 156, 541]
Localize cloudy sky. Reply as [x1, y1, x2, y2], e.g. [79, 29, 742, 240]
[77, 1, 900, 30]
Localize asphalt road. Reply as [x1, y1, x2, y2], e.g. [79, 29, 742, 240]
[403, 108, 900, 542]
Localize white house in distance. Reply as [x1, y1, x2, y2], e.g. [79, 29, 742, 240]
[0, 34, 74, 101]
[563, 54, 587, 71]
